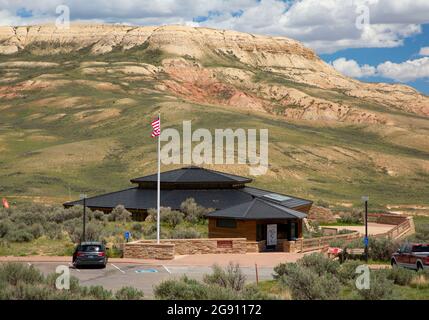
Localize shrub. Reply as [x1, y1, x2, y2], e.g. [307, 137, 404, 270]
[169, 227, 201, 239]
[203, 263, 246, 291]
[242, 284, 274, 300]
[273, 262, 300, 280]
[279, 266, 341, 300]
[85, 223, 102, 242]
[92, 210, 105, 221]
[297, 253, 340, 276]
[355, 271, 394, 300]
[315, 200, 330, 208]
[0, 219, 12, 238]
[6, 228, 34, 242]
[412, 224, 429, 242]
[410, 270, 429, 289]
[163, 210, 184, 228]
[28, 223, 44, 239]
[154, 276, 207, 300]
[108, 205, 132, 222]
[44, 222, 64, 240]
[180, 198, 211, 223]
[131, 223, 143, 232]
[338, 209, 363, 224]
[48, 206, 82, 223]
[115, 286, 144, 300]
[338, 260, 364, 284]
[387, 267, 414, 286]
[0, 263, 44, 286]
[0, 263, 149, 300]
[368, 237, 399, 261]
[87, 285, 113, 300]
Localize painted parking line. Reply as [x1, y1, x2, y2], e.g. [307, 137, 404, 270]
[111, 263, 125, 274]
[162, 265, 171, 274]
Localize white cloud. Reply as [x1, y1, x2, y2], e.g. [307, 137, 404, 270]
[377, 57, 429, 82]
[420, 47, 429, 56]
[332, 57, 429, 82]
[0, 0, 428, 53]
[332, 58, 376, 78]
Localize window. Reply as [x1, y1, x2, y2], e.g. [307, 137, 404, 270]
[412, 245, 429, 253]
[216, 219, 237, 228]
[262, 193, 291, 202]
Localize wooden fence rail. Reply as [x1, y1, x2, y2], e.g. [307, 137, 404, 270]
[292, 214, 415, 253]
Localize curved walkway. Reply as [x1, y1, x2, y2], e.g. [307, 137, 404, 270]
[320, 222, 395, 236]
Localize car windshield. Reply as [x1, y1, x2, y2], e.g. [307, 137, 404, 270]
[79, 245, 102, 252]
[412, 245, 429, 253]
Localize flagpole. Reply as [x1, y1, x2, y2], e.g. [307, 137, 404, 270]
[157, 113, 161, 244]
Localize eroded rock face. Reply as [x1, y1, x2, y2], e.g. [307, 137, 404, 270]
[0, 24, 427, 122]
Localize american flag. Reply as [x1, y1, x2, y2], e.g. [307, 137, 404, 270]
[151, 117, 160, 137]
[2, 198, 9, 209]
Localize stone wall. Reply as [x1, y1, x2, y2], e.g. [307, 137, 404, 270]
[123, 242, 174, 260]
[124, 238, 248, 259]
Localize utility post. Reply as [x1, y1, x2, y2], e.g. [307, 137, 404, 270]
[362, 196, 369, 262]
[80, 194, 87, 243]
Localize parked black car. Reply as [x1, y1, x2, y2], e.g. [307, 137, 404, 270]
[72, 242, 108, 268]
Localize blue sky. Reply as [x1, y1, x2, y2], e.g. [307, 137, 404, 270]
[2, 0, 429, 95]
[321, 24, 429, 94]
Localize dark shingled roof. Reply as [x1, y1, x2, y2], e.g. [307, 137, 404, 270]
[130, 166, 252, 185]
[64, 187, 254, 211]
[206, 198, 307, 220]
[64, 166, 312, 220]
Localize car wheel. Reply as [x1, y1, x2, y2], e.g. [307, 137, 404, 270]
[391, 259, 397, 268]
[417, 262, 424, 271]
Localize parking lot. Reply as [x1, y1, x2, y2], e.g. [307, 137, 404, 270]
[21, 261, 275, 297]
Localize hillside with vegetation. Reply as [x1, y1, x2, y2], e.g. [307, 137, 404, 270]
[0, 24, 428, 212]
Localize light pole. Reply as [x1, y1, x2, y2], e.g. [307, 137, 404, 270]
[80, 194, 87, 243]
[362, 196, 369, 262]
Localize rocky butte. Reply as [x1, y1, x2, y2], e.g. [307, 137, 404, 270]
[0, 24, 427, 124]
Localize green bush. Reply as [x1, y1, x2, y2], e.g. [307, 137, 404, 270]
[338, 260, 363, 284]
[115, 286, 144, 300]
[386, 267, 414, 286]
[368, 237, 399, 261]
[85, 223, 103, 242]
[28, 223, 44, 239]
[338, 209, 363, 224]
[108, 205, 132, 222]
[297, 253, 340, 276]
[180, 198, 213, 223]
[170, 227, 201, 239]
[203, 263, 246, 291]
[0, 263, 44, 286]
[6, 228, 34, 242]
[87, 285, 113, 300]
[355, 271, 394, 300]
[0, 219, 12, 237]
[131, 223, 143, 232]
[242, 284, 274, 300]
[163, 210, 184, 228]
[279, 266, 341, 300]
[154, 276, 208, 300]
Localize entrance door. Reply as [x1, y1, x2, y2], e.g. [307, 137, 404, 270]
[266, 224, 277, 247]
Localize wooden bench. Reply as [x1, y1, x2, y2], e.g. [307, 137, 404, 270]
[346, 248, 365, 255]
[340, 248, 366, 262]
